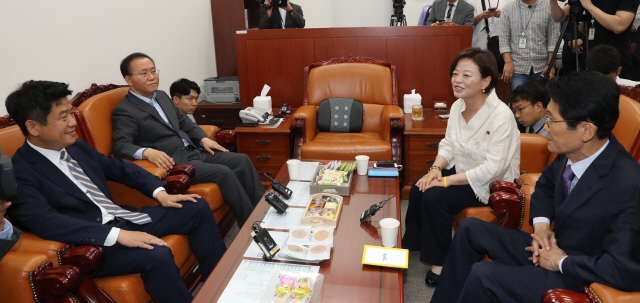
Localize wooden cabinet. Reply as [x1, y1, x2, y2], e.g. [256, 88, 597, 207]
[235, 109, 293, 180]
[193, 103, 241, 130]
[402, 110, 448, 198]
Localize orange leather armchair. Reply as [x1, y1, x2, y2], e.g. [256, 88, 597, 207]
[292, 56, 405, 162]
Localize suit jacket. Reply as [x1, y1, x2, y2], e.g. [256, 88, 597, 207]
[9, 139, 166, 245]
[426, 0, 475, 26]
[258, 2, 305, 29]
[112, 90, 207, 163]
[0, 225, 21, 261]
[530, 135, 640, 291]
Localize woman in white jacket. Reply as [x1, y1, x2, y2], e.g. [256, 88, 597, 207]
[402, 48, 520, 287]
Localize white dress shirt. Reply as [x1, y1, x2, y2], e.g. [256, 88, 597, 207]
[279, 7, 287, 29]
[617, 76, 640, 87]
[532, 140, 610, 273]
[0, 219, 13, 240]
[438, 90, 521, 203]
[471, 0, 512, 49]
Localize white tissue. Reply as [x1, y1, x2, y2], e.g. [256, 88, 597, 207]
[254, 84, 272, 112]
[260, 84, 271, 97]
[404, 89, 422, 114]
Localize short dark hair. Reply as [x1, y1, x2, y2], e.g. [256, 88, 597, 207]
[546, 72, 619, 140]
[120, 52, 154, 77]
[586, 45, 620, 75]
[508, 80, 549, 108]
[170, 78, 201, 99]
[450, 47, 498, 92]
[5, 80, 73, 137]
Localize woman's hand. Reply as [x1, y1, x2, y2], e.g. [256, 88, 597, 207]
[415, 169, 442, 192]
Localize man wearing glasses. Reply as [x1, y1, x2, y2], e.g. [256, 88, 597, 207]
[170, 78, 200, 123]
[111, 53, 262, 227]
[432, 72, 640, 302]
[509, 80, 549, 136]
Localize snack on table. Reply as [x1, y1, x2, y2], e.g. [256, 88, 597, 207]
[310, 200, 325, 208]
[276, 284, 292, 294]
[287, 245, 304, 253]
[308, 208, 322, 215]
[297, 277, 312, 288]
[313, 230, 330, 242]
[291, 229, 307, 239]
[322, 212, 335, 220]
[310, 245, 327, 254]
[280, 274, 296, 286]
[323, 202, 338, 210]
[293, 286, 310, 297]
[325, 197, 340, 203]
[321, 208, 335, 215]
[292, 294, 308, 303]
[274, 292, 289, 303]
[308, 212, 321, 217]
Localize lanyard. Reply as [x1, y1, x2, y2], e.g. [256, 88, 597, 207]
[519, 1, 538, 36]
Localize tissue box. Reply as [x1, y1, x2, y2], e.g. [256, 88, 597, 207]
[253, 96, 272, 113]
[404, 94, 422, 114]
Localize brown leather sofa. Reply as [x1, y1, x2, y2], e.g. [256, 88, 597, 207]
[291, 56, 405, 162]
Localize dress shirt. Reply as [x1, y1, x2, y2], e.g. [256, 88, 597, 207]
[526, 116, 547, 136]
[438, 90, 521, 203]
[532, 140, 610, 273]
[187, 114, 197, 124]
[0, 219, 13, 240]
[617, 76, 640, 87]
[130, 90, 190, 160]
[278, 7, 287, 29]
[443, 0, 458, 21]
[27, 140, 166, 246]
[499, 0, 559, 74]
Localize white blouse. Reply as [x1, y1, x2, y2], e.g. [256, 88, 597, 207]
[437, 91, 521, 203]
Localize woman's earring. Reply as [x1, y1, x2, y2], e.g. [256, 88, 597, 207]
[482, 88, 486, 93]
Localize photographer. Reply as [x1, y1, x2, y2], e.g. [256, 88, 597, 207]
[258, 0, 305, 29]
[550, 0, 639, 78]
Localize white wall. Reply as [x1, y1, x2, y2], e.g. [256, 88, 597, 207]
[0, 0, 217, 116]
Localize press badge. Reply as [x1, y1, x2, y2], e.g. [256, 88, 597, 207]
[489, 23, 495, 33]
[519, 37, 527, 49]
[588, 27, 595, 40]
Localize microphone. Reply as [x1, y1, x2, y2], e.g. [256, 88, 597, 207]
[360, 195, 396, 223]
[256, 188, 289, 214]
[262, 172, 292, 199]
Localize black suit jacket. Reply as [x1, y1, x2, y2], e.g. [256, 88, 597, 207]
[258, 2, 305, 29]
[112, 90, 207, 163]
[9, 139, 166, 245]
[530, 135, 640, 291]
[0, 225, 21, 261]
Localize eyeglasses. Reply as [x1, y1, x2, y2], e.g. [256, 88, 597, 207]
[511, 103, 533, 114]
[544, 112, 576, 127]
[130, 70, 160, 78]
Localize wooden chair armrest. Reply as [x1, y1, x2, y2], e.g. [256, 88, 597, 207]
[31, 261, 82, 303]
[57, 244, 104, 273]
[382, 105, 404, 163]
[488, 191, 525, 229]
[490, 179, 522, 195]
[542, 288, 591, 303]
[199, 124, 219, 141]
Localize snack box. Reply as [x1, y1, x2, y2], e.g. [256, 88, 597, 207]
[300, 193, 344, 227]
[309, 165, 353, 196]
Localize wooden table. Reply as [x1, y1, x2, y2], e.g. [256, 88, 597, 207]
[192, 161, 403, 303]
[402, 109, 449, 199]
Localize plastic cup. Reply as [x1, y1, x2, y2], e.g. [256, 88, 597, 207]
[380, 218, 400, 247]
[287, 159, 301, 180]
[355, 155, 369, 176]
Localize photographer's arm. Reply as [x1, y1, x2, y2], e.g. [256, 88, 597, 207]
[258, 0, 274, 29]
[550, 0, 570, 23]
[581, 0, 636, 34]
[289, 3, 305, 28]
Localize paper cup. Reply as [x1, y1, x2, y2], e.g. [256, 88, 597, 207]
[355, 155, 370, 175]
[380, 218, 400, 248]
[287, 159, 301, 180]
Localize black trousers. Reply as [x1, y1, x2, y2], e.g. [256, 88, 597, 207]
[92, 199, 226, 303]
[432, 218, 566, 303]
[185, 149, 263, 227]
[402, 168, 485, 266]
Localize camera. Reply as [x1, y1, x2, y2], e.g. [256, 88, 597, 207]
[393, 0, 406, 15]
[0, 147, 17, 201]
[258, 0, 288, 9]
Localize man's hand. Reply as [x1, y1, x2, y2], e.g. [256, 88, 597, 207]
[143, 148, 175, 170]
[530, 223, 556, 266]
[533, 239, 567, 271]
[265, 0, 273, 16]
[156, 191, 201, 208]
[116, 230, 167, 250]
[442, 19, 455, 26]
[578, 0, 595, 11]
[493, 9, 501, 18]
[201, 138, 228, 155]
[502, 61, 514, 83]
[0, 199, 11, 231]
[285, 0, 293, 12]
[568, 39, 584, 53]
[542, 65, 556, 80]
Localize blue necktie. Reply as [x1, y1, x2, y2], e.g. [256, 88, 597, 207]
[446, 3, 454, 20]
[563, 165, 575, 196]
[61, 150, 152, 224]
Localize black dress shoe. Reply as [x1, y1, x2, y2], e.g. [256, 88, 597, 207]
[425, 270, 440, 287]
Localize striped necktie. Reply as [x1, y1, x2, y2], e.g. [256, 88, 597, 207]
[446, 3, 454, 20]
[60, 150, 152, 224]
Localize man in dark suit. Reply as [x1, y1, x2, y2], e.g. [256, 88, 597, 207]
[0, 199, 21, 261]
[6, 80, 226, 303]
[432, 72, 640, 302]
[258, 0, 305, 29]
[426, 0, 475, 26]
[111, 53, 263, 227]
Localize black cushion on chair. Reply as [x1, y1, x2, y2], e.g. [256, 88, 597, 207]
[317, 98, 363, 133]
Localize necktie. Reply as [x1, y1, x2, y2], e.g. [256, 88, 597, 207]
[528, 126, 534, 133]
[61, 150, 152, 224]
[446, 3, 454, 20]
[563, 164, 575, 196]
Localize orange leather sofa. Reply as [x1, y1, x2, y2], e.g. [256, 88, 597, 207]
[291, 56, 405, 162]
